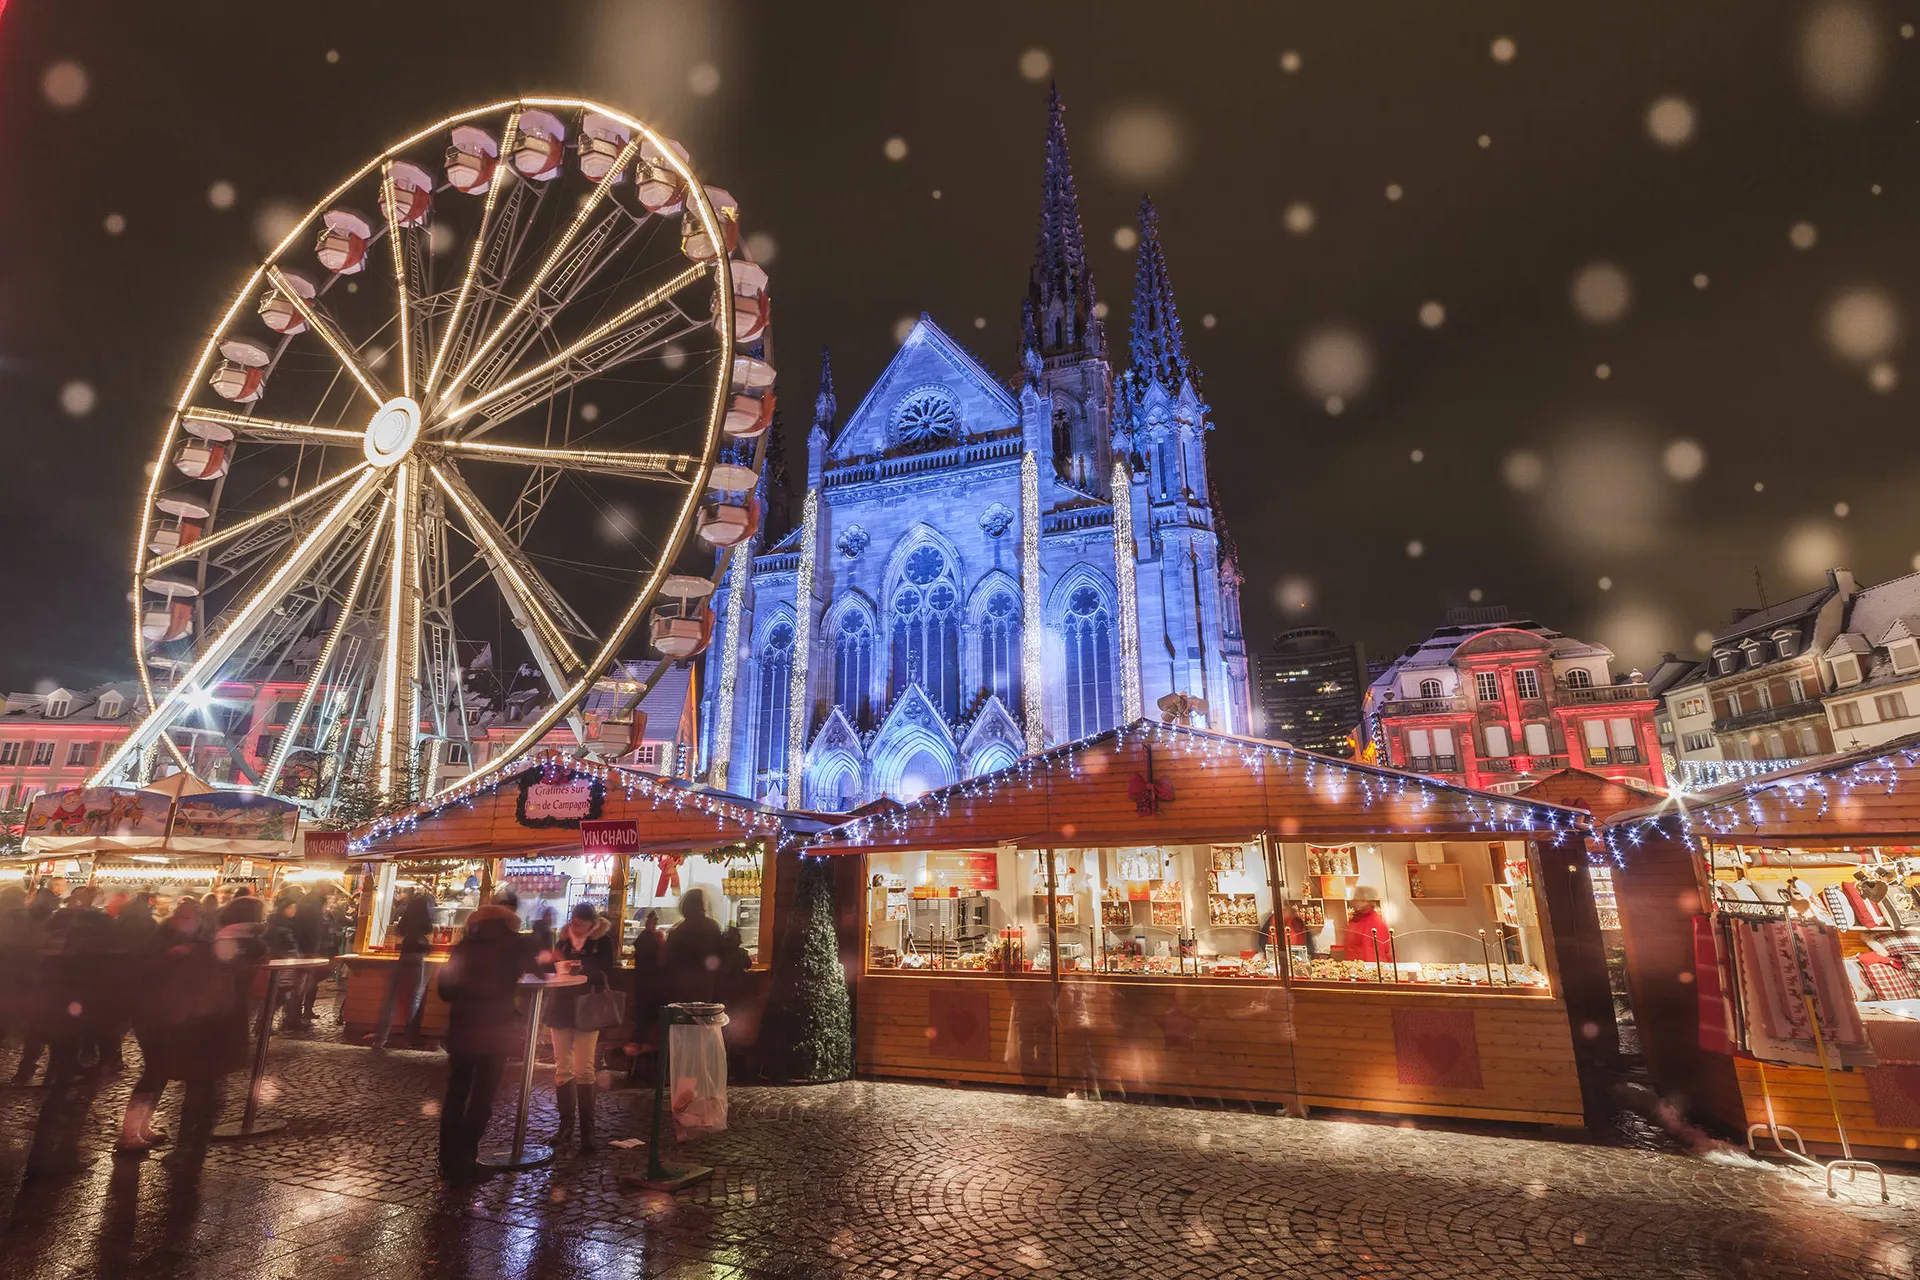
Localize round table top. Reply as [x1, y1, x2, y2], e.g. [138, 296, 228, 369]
[520, 972, 587, 988]
[265, 956, 336, 970]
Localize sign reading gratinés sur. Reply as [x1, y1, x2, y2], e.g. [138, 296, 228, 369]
[580, 818, 640, 855]
[514, 766, 606, 829]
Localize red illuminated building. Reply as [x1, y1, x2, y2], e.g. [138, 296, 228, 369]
[1362, 606, 1665, 795]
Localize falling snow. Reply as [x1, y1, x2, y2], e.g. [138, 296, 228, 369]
[1823, 287, 1897, 362]
[59, 381, 96, 417]
[1019, 49, 1052, 82]
[1646, 96, 1697, 147]
[42, 61, 87, 109]
[207, 181, 236, 211]
[1490, 36, 1517, 63]
[884, 137, 909, 162]
[1789, 221, 1819, 250]
[1419, 301, 1446, 328]
[1283, 202, 1315, 235]
[1113, 226, 1139, 251]
[103, 213, 125, 236]
[1279, 50, 1302, 73]
[1662, 439, 1707, 482]
[1099, 106, 1181, 181]
[1296, 326, 1372, 401]
[1571, 263, 1632, 324]
[688, 62, 721, 96]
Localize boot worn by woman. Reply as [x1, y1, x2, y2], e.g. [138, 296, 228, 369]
[576, 1081, 596, 1153]
[550, 1079, 576, 1146]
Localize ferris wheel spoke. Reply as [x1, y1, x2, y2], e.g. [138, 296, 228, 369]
[434, 438, 700, 483]
[434, 260, 713, 433]
[144, 462, 373, 573]
[183, 408, 364, 447]
[423, 109, 523, 401]
[260, 495, 391, 794]
[95, 469, 386, 787]
[379, 164, 418, 396]
[428, 461, 593, 683]
[267, 267, 389, 407]
[376, 463, 423, 797]
[436, 137, 643, 406]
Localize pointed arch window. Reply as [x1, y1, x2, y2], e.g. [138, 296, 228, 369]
[753, 619, 794, 787]
[834, 611, 874, 729]
[890, 545, 961, 721]
[1063, 584, 1116, 740]
[980, 590, 1022, 710]
[1155, 435, 1177, 499]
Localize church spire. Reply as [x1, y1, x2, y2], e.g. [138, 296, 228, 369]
[1126, 196, 1191, 395]
[813, 345, 837, 434]
[1023, 85, 1101, 363]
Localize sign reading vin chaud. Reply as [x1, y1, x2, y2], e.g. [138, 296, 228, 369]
[513, 765, 606, 829]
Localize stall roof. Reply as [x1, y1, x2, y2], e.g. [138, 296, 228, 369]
[352, 751, 821, 860]
[1513, 767, 1661, 821]
[810, 719, 1589, 852]
[1602, 732, 1920, 851]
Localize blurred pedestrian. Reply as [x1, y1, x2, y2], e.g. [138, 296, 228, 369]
[373, 891, 434, 1050]
[434, 901, 530, 1183]
[543, 902, 613, 1152]
[116, 898, 241, 1156]
[665, 888, 724, 1004]
[7, 889, 57, 1085]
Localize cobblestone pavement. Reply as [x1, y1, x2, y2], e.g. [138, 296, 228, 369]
[0, 1024, 1916, 1279]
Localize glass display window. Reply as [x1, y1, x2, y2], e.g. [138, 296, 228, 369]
[1273, 839, 1551, 992]
[375, 858, 488, 950]
[1064, 841, 1277, 978]
[865, 848, 1050, 975]
[627, 844, 766, 962]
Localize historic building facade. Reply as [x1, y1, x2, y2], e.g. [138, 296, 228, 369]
[698, 93, 1250, 808]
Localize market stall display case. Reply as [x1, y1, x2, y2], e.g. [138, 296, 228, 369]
[344, 752, 794, 1046]
[811, 720, 1607, 1128]
[1605, 742, 1920, 1165]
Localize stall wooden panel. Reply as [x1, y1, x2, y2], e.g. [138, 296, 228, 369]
[1727, 1058, 1920, 1160]
[856, 975, 1058, 1087]
[1062, 977, 1297, 1104]
[1290, 988, 1586, 1127]
[339, 956, 451, 1038]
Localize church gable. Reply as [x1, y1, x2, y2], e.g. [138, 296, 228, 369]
[828, 316, 1021, 462]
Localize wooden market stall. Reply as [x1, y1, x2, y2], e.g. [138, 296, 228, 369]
[342, 752, 793, 1046]
[809, 720, 1610, 1128]
[1604, 742, 1920, 1161]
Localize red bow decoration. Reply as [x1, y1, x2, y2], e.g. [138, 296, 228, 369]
[1129, 773, 1173, 816]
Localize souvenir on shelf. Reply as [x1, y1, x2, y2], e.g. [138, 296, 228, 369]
[1101, 899, 1132, 927]
[1210, 845, 1245, 873]
[1151, 900, 1184, 928]
[1208, 893, 1259, 926]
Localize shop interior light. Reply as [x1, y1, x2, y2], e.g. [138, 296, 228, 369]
[131, 854, 170, 863]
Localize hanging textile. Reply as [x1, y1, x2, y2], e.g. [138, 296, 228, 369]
[1819, 884, 1856, 929]
[1693, 915, 1736, 1055]
[1842, 881, 1885, 930]
[1725, 917, 1876, 1069]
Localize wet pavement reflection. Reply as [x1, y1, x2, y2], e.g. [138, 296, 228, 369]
[1, 1022, 1917, 1279]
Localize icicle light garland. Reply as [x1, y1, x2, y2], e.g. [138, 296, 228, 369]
[709, 532, 753, 789]
[354, 749, 782, 852]
[1112, 457, 1143, 724]
[786, 487, 820, 808]
[1020, 451, 1045, 752]
[1601, 746, 1920, 864]
[811, 718, 1587, 848]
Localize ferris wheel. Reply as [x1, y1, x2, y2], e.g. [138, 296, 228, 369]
[91, 97, 775, 813]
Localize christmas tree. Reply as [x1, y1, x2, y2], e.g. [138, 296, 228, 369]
[760, 854, 852, 1082]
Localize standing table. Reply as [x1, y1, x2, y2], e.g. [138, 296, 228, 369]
[212, 956, 335, 1141]
[480, 972, 586, 1172]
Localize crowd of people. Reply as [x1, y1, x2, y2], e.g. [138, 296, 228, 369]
[0, 875, 748, 1186]
[0, 879, 350, 1157]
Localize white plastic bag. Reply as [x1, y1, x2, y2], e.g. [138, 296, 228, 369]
[669, 1014, 729, 1141]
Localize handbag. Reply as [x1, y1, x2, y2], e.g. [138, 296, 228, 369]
[574, 987, 626, 1031]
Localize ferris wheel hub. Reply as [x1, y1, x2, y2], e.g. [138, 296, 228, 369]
[363, 395, 422, 468]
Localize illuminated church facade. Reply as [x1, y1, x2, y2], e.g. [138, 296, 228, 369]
[698, 92, 1250, 808]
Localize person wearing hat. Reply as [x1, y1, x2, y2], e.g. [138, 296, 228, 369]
[1340, 887, 1395, 966]
[541, 901, 615, 1152]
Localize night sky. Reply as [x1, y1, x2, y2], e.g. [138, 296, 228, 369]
[3, 1, 1918, 691]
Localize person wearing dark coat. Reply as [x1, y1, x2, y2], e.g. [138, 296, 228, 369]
[541, 902, 615, 1152]
[664, 888, 724, 1005]
[42, 886, 118, 1077]
[374, 892, 435, 1049]
[116, 899, 242, 1154]
[435, 903, 531, 1182]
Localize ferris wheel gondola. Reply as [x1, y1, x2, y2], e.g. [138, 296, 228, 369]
[95, 97, 771, 815]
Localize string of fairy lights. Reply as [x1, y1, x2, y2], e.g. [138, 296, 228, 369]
[354, 749, 783, 852]
[1602, 744, 1920, 861]
[1111, 457, 1144, 724]
[708, 526, 753, 788]
[812, 717, 1588, 848]
[785, 487, 821, 808]
[1019, 451, 1046, 753]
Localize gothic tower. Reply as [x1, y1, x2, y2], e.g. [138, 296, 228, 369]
[1021, 86, 1112, 496]
[1118, 196, 1249, 732]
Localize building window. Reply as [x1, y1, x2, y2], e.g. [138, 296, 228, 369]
[1876, 691, 1908, 721]
[65, 742, 98, 768]
[1418, 678, 1444, 700]
[1834, 701, 1864, 728]
[1565, 668, 1593, 690]
[1609, 717, 1639, 765]
[444, 742, 470, 766]
[1891, 640, 1920, 674]
[0, 742, 17, 766]
[1062, 585, 1116, 741]
[1474, 672, 1501, 702]
[1776, 634, 1798, 659]
[1714, 651, 1738, 676]
[1832, 654, 1863, 687]
[754, 620, 795, 788]
[1524, 722, 1551, 756]
[633, 743, 659, 768]
[254, 734, 276, 761]
[1725, 690, 1743, 717]
[30, 742, 54, 768]
[834, 612, 874, 729]
[890, 546, 961, 721]
[1765, 730, 1786, 758]
[979, 591, 1022, 712]
[1799, 726, 1821, 755]
[1406, 728, 1432, 770]
[1431, 727, 1458, 771]
[97, 695, 122, 719]
[1682, 731, 1716, 752]
[1484, 724, 1510, 757]
[45, 697, 69, 719]
[1678, 695, 1706, 718]
[1754, 682, 1773, 710]
[1583, 720, 1610, 765]
[1513, 668, 1541, 700]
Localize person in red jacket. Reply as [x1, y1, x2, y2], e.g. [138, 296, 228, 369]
[1340, 888, 1394, 965]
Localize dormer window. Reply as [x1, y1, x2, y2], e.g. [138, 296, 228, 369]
[97, 695, 122, 719]
[1832, 653, 1864, 687]
[1891, 639, 1920, 675]
[45, 697, 69, 719]
[1564, 668, 1593, 690]
[1773, 630, 1799, 659]
[1743, 640, 1771, 668]
[1418, 678, 1444, 699]
[1713, 649, 1739, 676]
